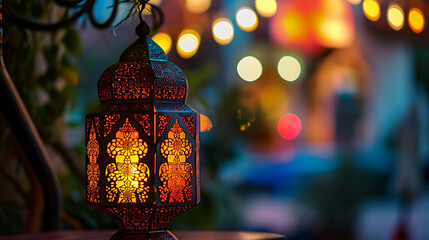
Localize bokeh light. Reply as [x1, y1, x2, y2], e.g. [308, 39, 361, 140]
[177, 29, 200, 59]
[278, 56, 301, 82]
[255, 0, 277, 17]
[316, 18, 354, 48]
[362, 0, 380, 21]
[348, 0, 361, 5]
[237, 56, 263, 82]
[200, 114, 213, 132]
[186, 0, 211, 14]
[150, 0, 162, 6]
[387, 4, 404, 31]
[278, 113, 302, 140]
[151, 32, 172, 54]
[212, 18, 234, 45]
[409, 8, 425, 33]
[236, 7, 259, 32]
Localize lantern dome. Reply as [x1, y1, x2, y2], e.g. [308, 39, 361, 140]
[97, 36, 187, 103]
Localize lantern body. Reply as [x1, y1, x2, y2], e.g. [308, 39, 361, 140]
[85, 36, 200, 238]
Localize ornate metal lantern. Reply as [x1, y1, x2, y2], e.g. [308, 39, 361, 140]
[85, 21, 200, 240]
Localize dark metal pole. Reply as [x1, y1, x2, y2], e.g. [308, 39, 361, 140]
[0, 0, 61, 231]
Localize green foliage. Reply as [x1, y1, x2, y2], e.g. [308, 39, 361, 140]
[63, 29, 82, 57]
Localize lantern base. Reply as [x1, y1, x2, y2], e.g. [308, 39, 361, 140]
[110, 230, 178, 240]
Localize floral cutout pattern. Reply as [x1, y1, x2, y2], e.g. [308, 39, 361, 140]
[106, 118, 150, 203]
[87, 121, 100, 203]
[159, 119, 193, 203]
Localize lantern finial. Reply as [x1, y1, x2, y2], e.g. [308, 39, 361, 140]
[136, 21, 151, 37]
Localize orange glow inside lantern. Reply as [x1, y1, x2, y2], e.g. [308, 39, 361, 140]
[85, 21, 200, 240]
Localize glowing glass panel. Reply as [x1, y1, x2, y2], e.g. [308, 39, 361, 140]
[159, 119, 193, 203]
[105, 118, 150, 203]
[87, 121, 100, 203]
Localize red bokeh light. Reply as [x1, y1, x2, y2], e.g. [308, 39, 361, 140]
[278, 113, 302, 140]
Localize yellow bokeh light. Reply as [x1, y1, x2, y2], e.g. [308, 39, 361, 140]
[186, 0, 211, 14]
[255, 0, 277, 17]
[177, 29, 200, 59]
[212, 18, 234, 45]
[317, 18, 353, 48]
[150, 0, 162, 6]
[237, 56, 263, 82]
[387, 4, 404, 31]
[236, 7, 258, 32]
[362, 0, 380, 21]
[283, 10, 308, 41]
[347, 0, 361, 5]
[278, 56, 301, 82]
[409, 8, 425, 34]
[151, 32, 172, 54]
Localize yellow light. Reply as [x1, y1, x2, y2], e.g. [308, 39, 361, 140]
[200, 114, 213, 132]
[317, 18, 353, 48]
[212, 18, 234, 45]
[237, 56, 263, 82]
[409, 8, 425, 33]
[150, 0, 162, 6]
[362, 0, 380, 21]
[186, 0, 211, 14]
[283, 10, 308, 41]
[278, 56, 301, 82]
[236, 7, 258, 32]
[387, 4, 404, 31]
[348, 0, 361, 5]
[255, 0, 277, 17]
[151, 32, 172, 54]
[177, 29, 200, 59]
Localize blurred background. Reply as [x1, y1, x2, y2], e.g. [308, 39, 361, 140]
[1, 0, 429, 239]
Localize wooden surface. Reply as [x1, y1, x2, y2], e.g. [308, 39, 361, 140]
[0, 230, 286, 240]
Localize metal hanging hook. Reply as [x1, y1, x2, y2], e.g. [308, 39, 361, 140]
[135, 0, 164, 37]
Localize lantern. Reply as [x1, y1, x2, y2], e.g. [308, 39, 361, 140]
[85, 21, 200, 240]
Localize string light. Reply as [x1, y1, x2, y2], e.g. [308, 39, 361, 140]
[236, 7, 258, 32]
[151, 32, 172, 54]
[212, 18, 234, 45]
[348, 0, 361, 5]
[278, 56, 301, 82]
[237, 56, 263, 82]
[387, 4, 404, 31]
[409, 8, 425, 33]
[278, 113, 301, 140]
[255, 0, 277, 17]
[185, 0, 211, 14]
[177, 29, 200, 59]
[362, 0, 380, 21]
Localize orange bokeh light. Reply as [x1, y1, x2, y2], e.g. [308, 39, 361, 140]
[409, 8, 425, 33]
[270, 0, 354, 54]
[278, 113, 302, 140]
